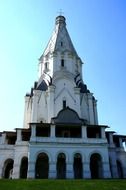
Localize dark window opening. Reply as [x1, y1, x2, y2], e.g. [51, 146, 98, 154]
[35, 153, 49, 179]
[6, 133, 16, 145]
[61, 59, 64, 67]
[45, 62, 48, 70]
[20, 157, 28, 179]
[36, 126, 50, 137]
[63, 100, 66, 109]
[87, 127, 101, 138]
[22, 130, 31, 141]
[56, 126, 81, 138]
[105, 133, 110, 144]
[90, 153, 103, 179]
[61, 42, 63, 46]
[113, 136, 120, 147]
[57, 153, 66, 179]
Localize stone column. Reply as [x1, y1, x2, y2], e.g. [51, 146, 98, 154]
[16, 129, 22, 142]
[83, 161, 91, 179]
[101, 127, 106, 139]
[119, 138, 123, 148]
[49, 162, 56, 179]
[66, 161, 74, 179]
[30, 124, 36, 141]
[82, 125, 87, 138]
[102, 161, 111, 178]
[1, 133, 6, 144]
[50, 124, 56, 138]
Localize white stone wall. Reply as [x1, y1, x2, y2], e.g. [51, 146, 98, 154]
[27, 142, 111, 179]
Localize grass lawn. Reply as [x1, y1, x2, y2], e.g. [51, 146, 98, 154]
[0, 179, 126, 190]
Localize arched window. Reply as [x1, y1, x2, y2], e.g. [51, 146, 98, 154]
[74, 153, 83, 179]
[3, 159, 14, 179]
[61, 59, 64, 67]
[90, 153, 103, 179]
[20, 157, 28, 179]
[117, 160, 124, 178]
[63, 100, 66, 109]
[45, 62, 49, 70]
[57, 153, 66, 179]
[35, 153, 49, 179]
[61, 41, 63, 46]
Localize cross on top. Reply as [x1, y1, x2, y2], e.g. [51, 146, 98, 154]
[58, 9, 64, 16]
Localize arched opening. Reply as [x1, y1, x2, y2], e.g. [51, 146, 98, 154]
[73, 153, 83, 179]
[90, 153, 102, 179]
[57, 153, 66, 179]
[117, 160, 123, 178]
[3, 159, 14, 179]
[20, 157, 28, 178]
[109, 157, 113, 178]
[35, 153, 49, 179]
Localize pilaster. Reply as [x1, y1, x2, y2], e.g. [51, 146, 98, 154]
[27, 161, 35, 179]
[93, 99, 98, 124]
[66, 161, 74, 179]
[102, 161, 111, 178]
[47, 85, 55, 122]
[101, 127, 106, 139]
[74, 87, 81, 117]
[31, 90, 41, 123]
[16, 129, 22, 142]
[83, 161, 91, 178]
[87, 93, 95, 125]
[82, 125, 87, 138]
[12, 160, 20, 179]
[30, 124, 36, 141]
[50, 124, 56, 138]
[49, 162, 56, 179]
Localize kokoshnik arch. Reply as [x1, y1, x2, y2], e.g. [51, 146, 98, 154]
[0, 15, 126, 179]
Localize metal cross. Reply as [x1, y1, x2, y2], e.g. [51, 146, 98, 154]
[58, 9, 64, 16]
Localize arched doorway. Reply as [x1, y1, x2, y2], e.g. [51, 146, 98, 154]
[117, 160, 123, 178]
[57, 153, 66, 179]
[20, 157, 28, 178]
[90, 153, 102, 179]
[73, 153, 83, 179]
[35, 153, 49, 179]
[3, 159, 14, 179]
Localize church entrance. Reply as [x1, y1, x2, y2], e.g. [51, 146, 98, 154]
[90, 153, 102, 179]
[20, 157, 28, 178]
[117, 160, 124, 178]
[57, 153, 66, 179]
[35, 153, 49, 179]
[3, 159, 14, 179]
[73, 153, 83, 179]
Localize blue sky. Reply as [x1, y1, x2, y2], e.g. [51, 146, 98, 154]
[0, 0, 126, 134]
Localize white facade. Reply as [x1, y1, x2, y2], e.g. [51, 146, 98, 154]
[0, 15, 126, 179]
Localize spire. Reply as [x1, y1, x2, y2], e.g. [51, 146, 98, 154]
[40, 15, 78, 59]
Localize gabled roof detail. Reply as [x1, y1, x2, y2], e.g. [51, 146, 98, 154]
[40, 16, 79, 59]
[51, 107, 86, 125]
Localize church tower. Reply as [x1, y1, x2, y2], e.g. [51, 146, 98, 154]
[0, 15, 126, 180]
[23, 15, 98, 128]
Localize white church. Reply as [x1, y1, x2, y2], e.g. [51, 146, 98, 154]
[0, 15, 126, 179]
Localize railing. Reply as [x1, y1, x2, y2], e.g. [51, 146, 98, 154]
[30, 137, 107, 144]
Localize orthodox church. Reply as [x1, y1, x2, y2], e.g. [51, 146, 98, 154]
[0, 15, 126, 179]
